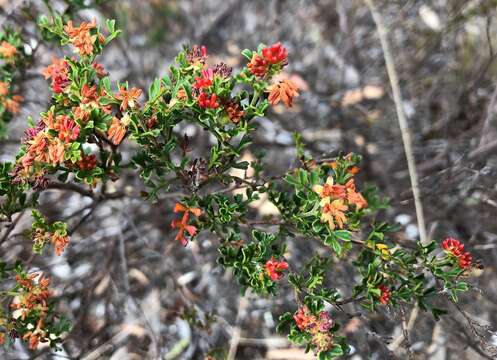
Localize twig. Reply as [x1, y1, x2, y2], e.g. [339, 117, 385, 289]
[227, 296, 248, 360]
[388, 304, 418, 354]
[478, 83, 497, 147]
[364, 0, 428, 245]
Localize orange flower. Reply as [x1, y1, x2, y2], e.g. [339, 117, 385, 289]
[0, 41, 17, 59]
[171, 213, 198, 246]
[3, 95, 23, 114]
[47, 138, 66, 165]
[176, 88, 187, 101]
[51, 233, 70, 256]
[0, 81, 9, 96]
[247, 54, 268, 77]
[115, 87, 142, 111]
[345, 179, 368, 210]
[174, 202, 202, 217]
[320, 198, 348, 230]
[313, 176, 346, 200]
[63, 19, 97, 56]
[28, 132, 49, 160]
[107, 116, 127, 145]
[73, 105, 90, 123]
[171, 203, 202, 246]
[266, 79, 299, 107]
[81, 84, 98, 104]
[0, 332, 4, 345]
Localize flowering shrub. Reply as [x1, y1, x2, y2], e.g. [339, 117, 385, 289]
[0, 15, 479, 358]
[0, 27, 27, 136]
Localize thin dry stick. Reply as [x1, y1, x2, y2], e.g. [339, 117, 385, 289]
[479, 83, 497, 147]
[227, 296, 249, 360]
[389, 304, 418, 352]
[364, 0, 428, 245]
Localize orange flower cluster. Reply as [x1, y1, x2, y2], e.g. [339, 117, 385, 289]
[107, 115, 129, 145]
[313, 172, 367, 230]
[114, 86, 142, 111]
[293, 306, 334, 352]
[171, 203, 202, 246]
[10, 273, 52, 350]
[63, 19, 100, 56]
[32, 227, 70, 256]
[0, 81, 23, 114]
[267, 79, 299, 108]
[265, 257, 289, 280]
[42, 57, 70, 93]
[16, 112, 83, 182]
[0, 41, 17, 59]
[442, 237, 472, 270]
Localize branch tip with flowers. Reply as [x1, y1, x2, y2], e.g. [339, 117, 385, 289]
[0, 15, 482, 358]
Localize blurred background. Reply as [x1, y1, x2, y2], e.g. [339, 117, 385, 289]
[1, 0, 497, 359]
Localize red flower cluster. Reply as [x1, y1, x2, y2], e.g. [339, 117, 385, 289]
[378, 285, 391, 305]
[193, 68, 214, 89]
[171, 203, 202, 246]
[77, 154, 97, 170]
[54, 115, 80, 143]
[262, 42, 288, 65]
[442, 237, 472, 269]
[265, 257, 289, 280]
[197, 92, 219, 109]
[248, 42, 288, 77]
[42, 57, 70, 93]
[293, 306, 334, 352]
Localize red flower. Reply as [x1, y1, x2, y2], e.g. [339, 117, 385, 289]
[442, 237, 465, 257]
[293, 306, 313, 331]
[92, 62, 107, 77]
[378, 285, 391, 305]
[265, 257, 289, 280]
[77, 154, 97, 170]
[193, 68, 214, 89]
[54, 115, 80, 143]
[262, 42, 288, 65]
[247, 54, 268, 77]
[458, 252, 472, 270]
[197, 92, 219, 109]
